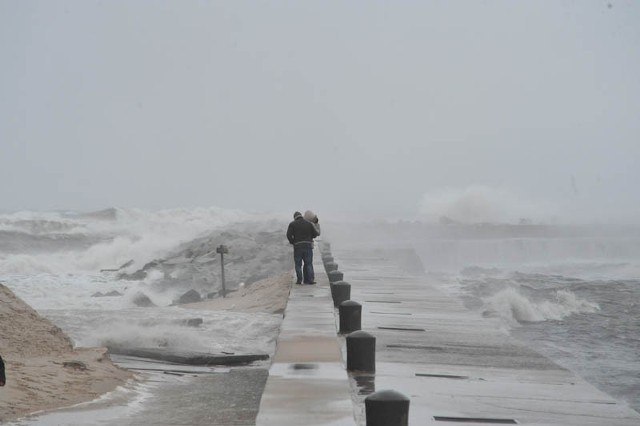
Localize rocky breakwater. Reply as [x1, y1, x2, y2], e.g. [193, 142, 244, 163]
[118, 221, 291, 306]
[106, 221, 293, 366]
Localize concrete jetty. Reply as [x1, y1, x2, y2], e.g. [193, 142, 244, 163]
[257, 245, 640, 425]
[256, 256, 353, 425]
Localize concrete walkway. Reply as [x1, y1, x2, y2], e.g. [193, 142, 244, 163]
[257, 245, 640, 425]
[256, 254, 354, 425]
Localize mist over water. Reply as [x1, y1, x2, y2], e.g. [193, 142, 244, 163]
[324, 203, 640, 412]
[420, 185, 550, 224]
[419, 184, 640, 226]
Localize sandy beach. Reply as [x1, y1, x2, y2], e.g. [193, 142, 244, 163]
[0, 271, 293, 423]
[0, 283, 132, 422]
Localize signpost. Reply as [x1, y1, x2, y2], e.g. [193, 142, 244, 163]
[216, 245, 229, 298]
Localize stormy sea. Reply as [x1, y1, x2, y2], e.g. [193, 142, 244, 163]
[327, 221, 640, 413]
[2, 207, 639, 420]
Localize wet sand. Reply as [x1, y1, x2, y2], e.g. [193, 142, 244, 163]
[0, 284, 132, 423]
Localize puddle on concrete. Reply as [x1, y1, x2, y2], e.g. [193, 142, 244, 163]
[291, 363, 319, 370]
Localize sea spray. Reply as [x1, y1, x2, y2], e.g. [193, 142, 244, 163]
[0, 206, 272, 275]
[419, 185, 549, 224]
[484, 287, 599, 324]
[43, 307, 282, 355]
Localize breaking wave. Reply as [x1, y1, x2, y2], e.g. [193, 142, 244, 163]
[0, 206, 269, 275]
[419, 185, 549, 224]
[484, 288, 599, 323]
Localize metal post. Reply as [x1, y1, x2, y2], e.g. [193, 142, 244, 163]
[346, 330, 376, 372]
[220, 251, 226, 297]
[216, 245, 229, 298]
[331, 281, 351, 307]
[365, 390, 410, 426]
[339, 300, 362, 334]
[328, 270, 344, 283]
[325, 261, 338, 272]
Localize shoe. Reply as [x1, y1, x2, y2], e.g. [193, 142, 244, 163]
[296, 280, 302, 285]
[305, 281, 316, 285]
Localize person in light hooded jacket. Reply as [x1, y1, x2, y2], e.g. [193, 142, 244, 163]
[303, 210, 321, 238]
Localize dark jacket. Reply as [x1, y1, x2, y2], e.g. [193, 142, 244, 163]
[286, 216, 319, 247]
[0, 355, 5, 386]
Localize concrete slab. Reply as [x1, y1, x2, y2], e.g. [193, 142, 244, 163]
[256, 254, 354, 426]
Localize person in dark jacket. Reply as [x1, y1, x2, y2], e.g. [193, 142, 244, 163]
[0, 355, 5, 386]
[286, 211, 319, 284]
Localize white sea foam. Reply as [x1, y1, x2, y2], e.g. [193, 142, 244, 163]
[7, 379, 158, 426]
[0, 206, 273, 276]
[43, 306, 281, 355]
[484, 287, 599, 324]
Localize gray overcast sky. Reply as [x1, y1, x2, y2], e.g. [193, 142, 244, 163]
[1, 1, 639, 221]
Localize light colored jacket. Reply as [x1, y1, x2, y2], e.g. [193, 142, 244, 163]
[303, 210, 321, 247]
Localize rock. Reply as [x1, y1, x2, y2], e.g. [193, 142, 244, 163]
[91, 292, 104, 297]
[178, 289, 202, 304]
[142, 260, 161, 271]
[132, 292, 156, 307]
[118, 270, 147, 281]
[119, 224, 291, 297]
[100, 260, 133, 273]
[63, 360, 88, 370]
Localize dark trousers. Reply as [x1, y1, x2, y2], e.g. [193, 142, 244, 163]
[293, 246, 314, 283]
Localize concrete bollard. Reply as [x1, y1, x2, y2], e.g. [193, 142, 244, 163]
[346, 330, 375, 372]
[331, 281, 351, 307]
[322, 255, 334, 264]
[365, 389, 410, 426]
[329, 279, 344, 294]
[321, 242, 331, 253]
[339, 300, 361, 334]
[330, 279, 348, 286]
[328, 270, 344, 283]
[325, 261, 338, 272]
